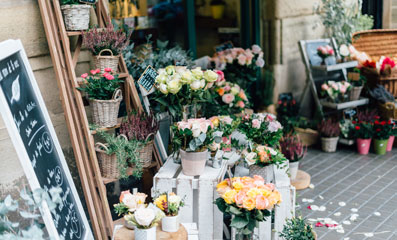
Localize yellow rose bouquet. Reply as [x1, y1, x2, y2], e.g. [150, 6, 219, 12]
[215, 175, 281, 239]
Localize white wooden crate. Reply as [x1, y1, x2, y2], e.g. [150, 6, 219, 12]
[152, 156, 228, 240]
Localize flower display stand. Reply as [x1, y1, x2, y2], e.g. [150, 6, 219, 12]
[290, 170, 311, 190]
[152, 156, 227, 240]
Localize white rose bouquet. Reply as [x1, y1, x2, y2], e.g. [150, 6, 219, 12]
[154, 65, 218, 120]
[114, 190, 147, 216]
[124, 206, 164, 229]
[153, 192, 185, 216]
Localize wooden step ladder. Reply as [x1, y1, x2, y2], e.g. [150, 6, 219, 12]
[37, 1, 161, 238]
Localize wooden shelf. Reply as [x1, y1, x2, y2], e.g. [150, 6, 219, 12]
[67, 31, 82, 36]
[321, 97, 369, 110]
[76, 73, 129, 86]
[113, 217, 124, 226]
[311, 61, 358, 72]
[102, 162, 158, 184]
[90, 118, 123, 135]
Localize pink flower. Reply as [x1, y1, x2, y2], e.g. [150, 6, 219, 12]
[252, 44, 262, 54]
[265, 183, 275, 191]
[307, 205, 312, 210]
[90, 69, 97, 75]
[340, 85, 347, 94]
[315, 222, 324, 227]
[81, 73, 88, 78]
[256, 195, 270, 210]
[94, 68, 101, 74]
[235, 190, 246, 207]
[321, 83, 329, 91]
[104, 68, 112, 72]
[223, 85, 231, 92]
[215, 70, 225, 82]
[237, 54, 247, 65]
[237, 101, 245, 108]
[222, 93, 235, 104]
[177, 121, 191, 130]
[106, 74, 115, 80]
[256, 58, 265, 68]
[253, 175, 265, 186]
[252, 119, 261, 129]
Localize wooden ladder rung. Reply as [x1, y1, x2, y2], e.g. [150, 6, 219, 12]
[102, 162, 158, 184]
[67, 31, 82, 36]
[90, 117, 123, 135]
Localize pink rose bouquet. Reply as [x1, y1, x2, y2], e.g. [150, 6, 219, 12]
[317, 45, 334, 59]
[215, 175, 281, 239]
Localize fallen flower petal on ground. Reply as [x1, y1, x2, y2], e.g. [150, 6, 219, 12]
[338, 201, 346, 207]
[334, 212, 341, 216]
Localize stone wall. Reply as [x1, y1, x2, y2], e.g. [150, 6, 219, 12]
[0, 0, 90, 197]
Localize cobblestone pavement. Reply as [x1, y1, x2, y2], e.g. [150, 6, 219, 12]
[298, 146, 397, 240]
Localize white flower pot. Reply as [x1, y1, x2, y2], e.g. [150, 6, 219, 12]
[289, 161, 299, 180]
[161, 215, 179, 232]
[321, 137, 339, 152]
[134, 226, 156, 240]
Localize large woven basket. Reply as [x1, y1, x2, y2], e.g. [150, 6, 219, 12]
[94, 49, 119, 73]
[294, 127, 319, 147]
[90, 89, 122, 128]
[352, 29, 397, 97]
[138, 139, 154, 168]
[60, 4, 91, 31]
[379, 102, 397, 119]
[96, 142, 119, 179]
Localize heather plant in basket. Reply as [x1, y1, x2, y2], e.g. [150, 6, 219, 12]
[82, 24, 130, 56]
[119, 112, 159, 143]
[279, 134, 307, 163]
[318, 119, 340, 138]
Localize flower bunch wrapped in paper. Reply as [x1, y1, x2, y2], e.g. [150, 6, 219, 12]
[215, 175, 281, 238]
[242, 145, 287, 168]
[154, 65, 218, 120]
[321, 80, 352, 103]
[209, 115, 240, 151]
[211, 45, 265, 91]
[317, 45, 334, 59]
[349, 46, 397, 76]
[171, 118, 215, 152]
[238, 113, 283, 147]
[154, 192, 185, 216]
[114, 191, 147, 216]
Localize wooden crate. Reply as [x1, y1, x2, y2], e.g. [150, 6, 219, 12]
[152, 156, 228, 240]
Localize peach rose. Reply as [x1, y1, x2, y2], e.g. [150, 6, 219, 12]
[235, 190, 246, 207]
[256, 195, 270, 210]
[252, 119, 261, 129]
[237, 101, 245, 108]
[253, 175, 265, 186]
[243, 196, 256, 210]
[239, 90, 248, 101]
[222, 93, 235, 104]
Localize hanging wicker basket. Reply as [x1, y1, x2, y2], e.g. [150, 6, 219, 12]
[379, 102, 397, 119]
[95, 135, 128, 179]
[138, 133, 155, 168]
[94, 49, 119, 73]
[90, 89, 122, 128]
[60, 4, 91, 31]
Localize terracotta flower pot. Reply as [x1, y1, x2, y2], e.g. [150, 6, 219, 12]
[374, 139, 388, 155]
[387, 135, 395, 152]
[321, 137, 339, 152]
[180, 149, 208, 176]
[161, 215, 179, 232]
[356, 138, 371, 155]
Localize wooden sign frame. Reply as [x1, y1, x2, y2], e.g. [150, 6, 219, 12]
[0, 39, 93, 240]
[138, 65, 157, 93]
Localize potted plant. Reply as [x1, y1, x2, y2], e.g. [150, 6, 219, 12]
[210, 0, 226, 19]
[279, 134, 307, 180]
[215, 175, 281, 240]
[318, 119, 340, 152]
[114, 191, 147, 229]
[82, 25, 130, 73]
[317, 45, 334, 65]
[373, 117, 393, 155]
[124, 206, 164, 240]
[320, 81, 352, 103]
[238, 113, 283, 147]
[352, 120, 373, 155]
[348, 68, 366, 101]
[120, 112, 159, 168]
[243, 145, 287, 180]
[279, 216, 317, 240]
[154, 192, 185, 233]
[78, 69, 123, 127]
[209, 115, 239, 152]
[60, 0, 93, 31]
[171, 118, 215, 176]
[387, 120, 396, 152]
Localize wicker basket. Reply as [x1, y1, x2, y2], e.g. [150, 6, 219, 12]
[60, 4, 91, 31]
[349, 86, 363, 101]
[90, 89, 122, 128]
[94, 49, 119, 73]
[379, 102, 397, 119]
[138, 139, 154, 168]
[95, 142, 119, 179]
[352, 29, 397, 97]
[294, 127, 319, 147]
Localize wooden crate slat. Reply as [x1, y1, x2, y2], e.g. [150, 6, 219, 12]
[176, 178, 194, 223]
[198, 179, 214, 240]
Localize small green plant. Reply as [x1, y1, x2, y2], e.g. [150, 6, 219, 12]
[0, 187, 62, 239]
[97, 131, 143, 179]
[279, 216, 316, 240]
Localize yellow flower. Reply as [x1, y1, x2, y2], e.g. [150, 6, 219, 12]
[232, 182, 244, 192]
[246, 188, 261, 198]
[217, 180, 229, 190]
[268, 191, 282, 206]
[154, 195, 167, 210]
[257, 188, 271, 197]
[242, 196, 256, 210]
[210, 117, 220, 127]
[223, 190, 237, 204]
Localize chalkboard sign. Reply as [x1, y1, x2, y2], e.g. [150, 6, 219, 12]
[138, 65, 157, 93]
[79, 0, 96, 4]
[0, 40, 93, 240]
[215, 41, 234, 53]
[306, 41, 336, 66]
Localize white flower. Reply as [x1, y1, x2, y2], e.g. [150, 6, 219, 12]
[203, 70, 218, 82]
[165, 65, 175, 75]
[191, 67, 203, 79]
[180, 70, 193, 84]
[268, 121, 282, 133]
[199, 79, 206, 89]
[123, 194, 139, 212]
[230, 86, 240, 95]
[159, 83, 168, 94]
[167, 79, 181, 94]
[168, 195, 181, 205]
[245, 152, 257, 165]
[190, 80, 202, 90]
[156, 73, 168, 84]
[339, 44, 350, 57]
[134, 208, 155, 227]
[256, 58, 265, 68]
[252, 44, 262, 54]
[191, 123, 201, 137]
[266, 147, 277, 156]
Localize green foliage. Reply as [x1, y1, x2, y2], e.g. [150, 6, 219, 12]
[60, 0, 86, 5]
[315, 0, 374, 45]
[113, 203, 129, 217]
[77, 71, 123, 100]
[97, 131, 143, 179]
[0, 187, 62, 240]
[279, 216, 316, 240]
[215, 198, 271, 238]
